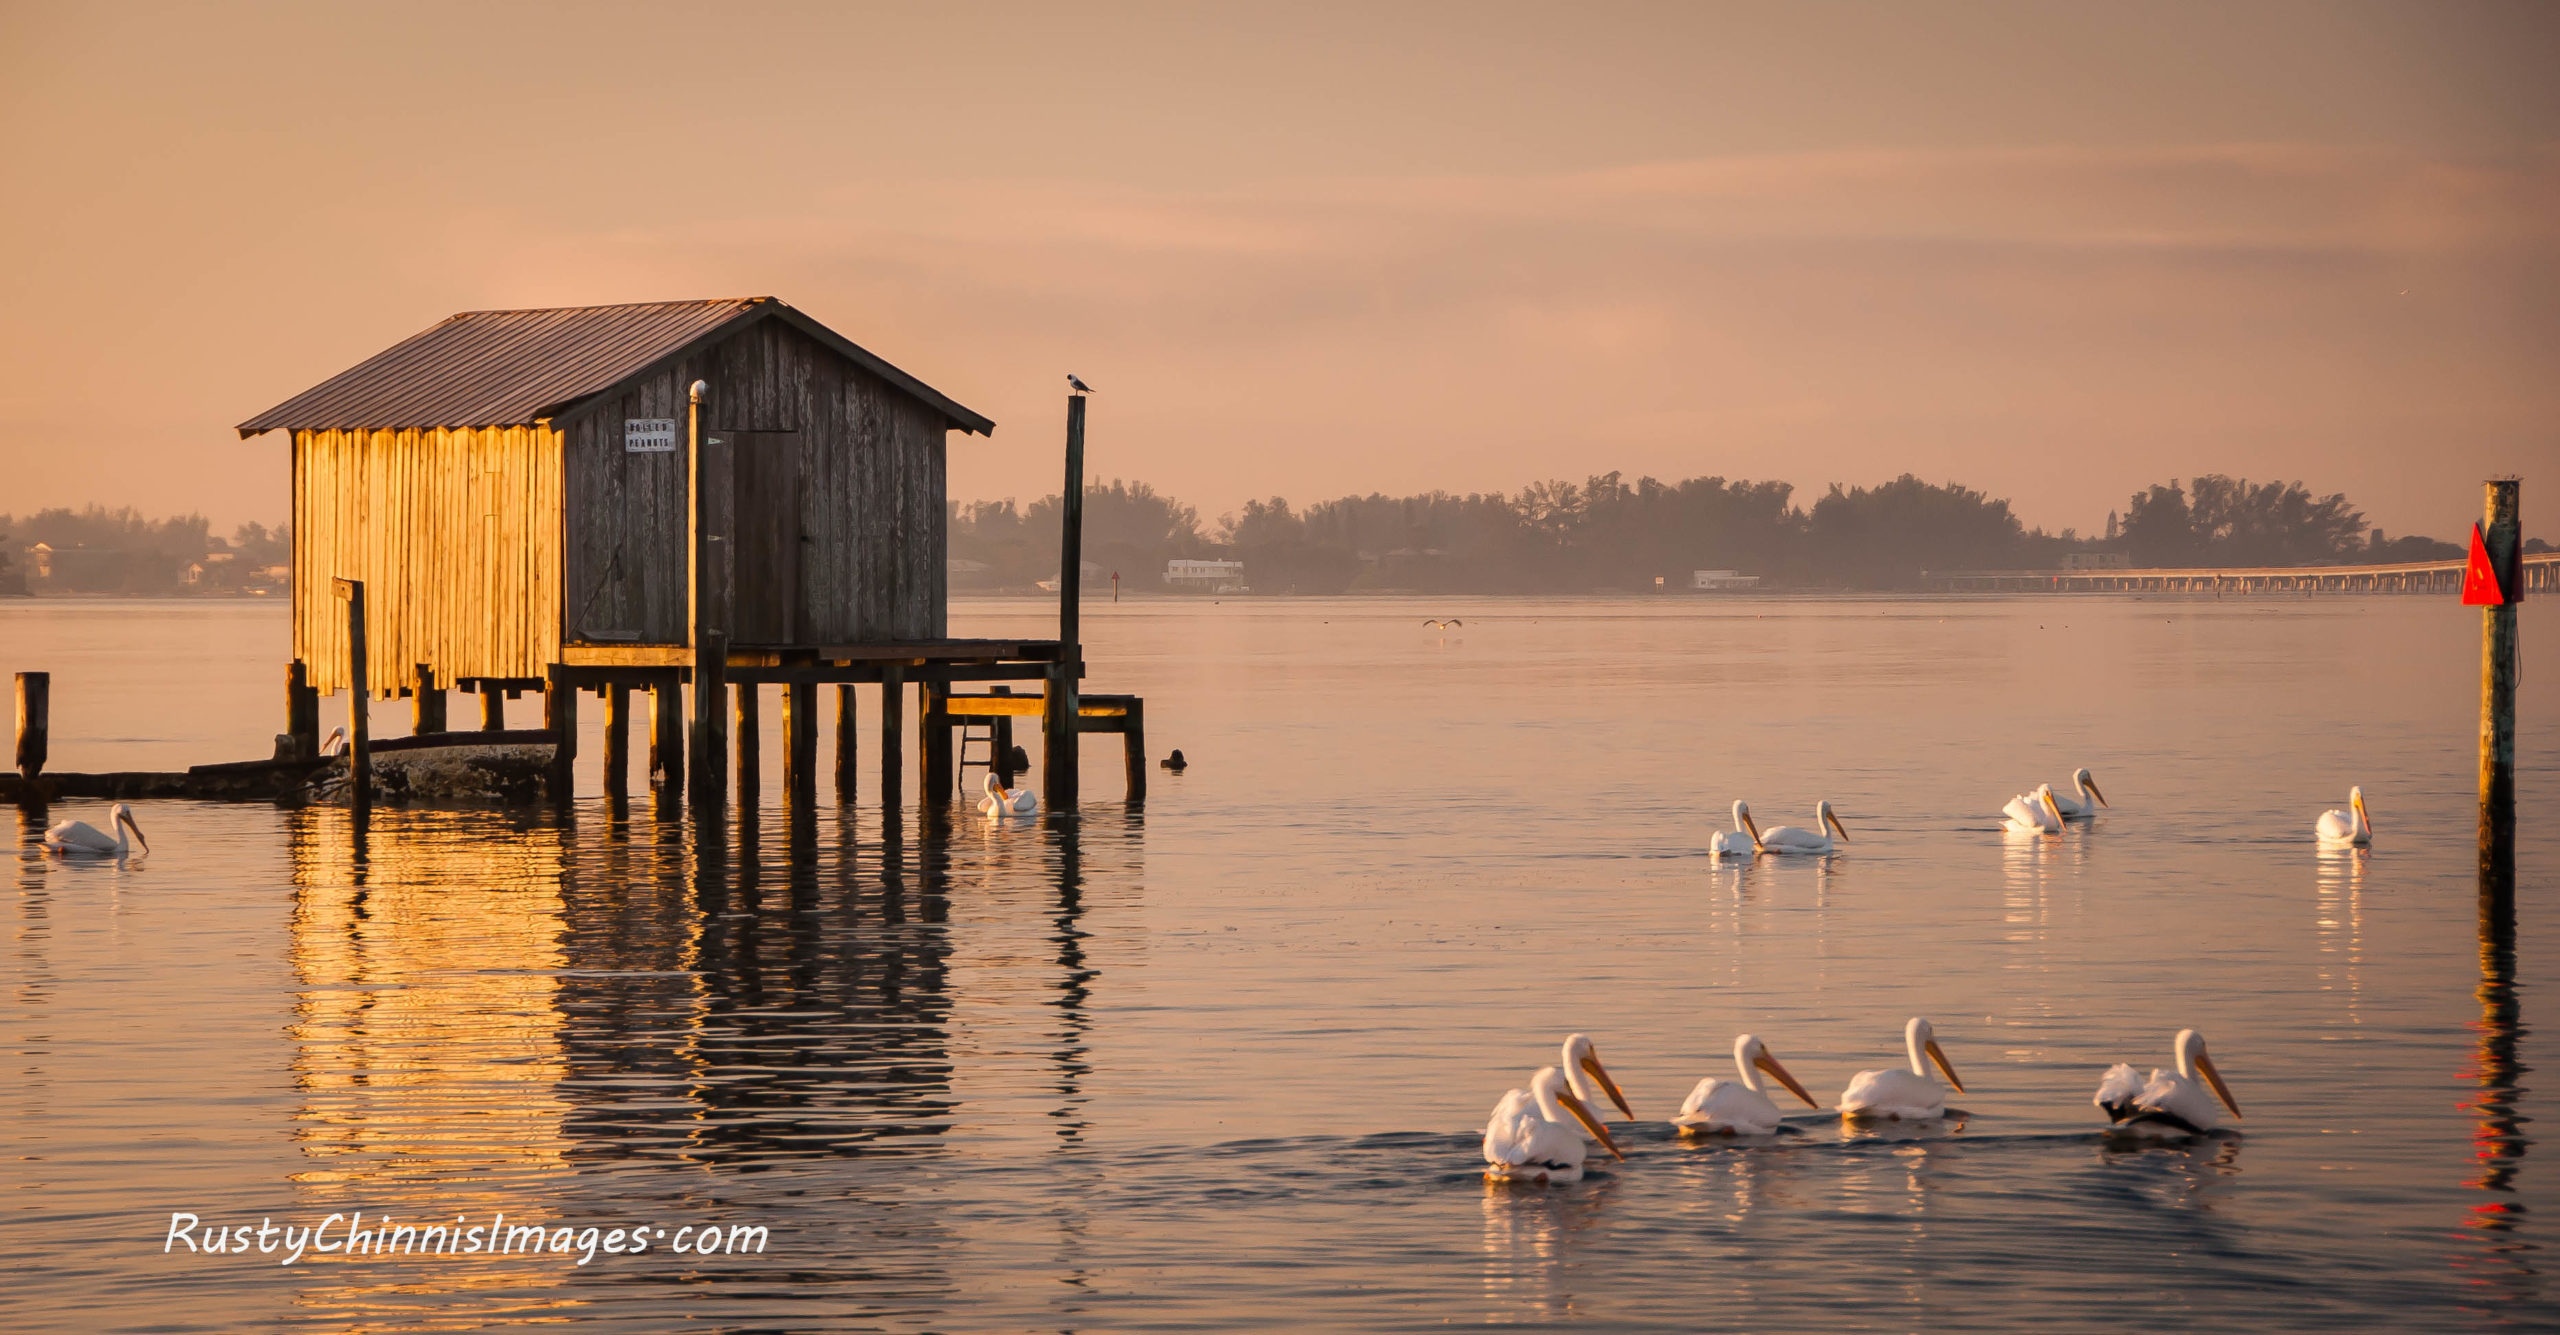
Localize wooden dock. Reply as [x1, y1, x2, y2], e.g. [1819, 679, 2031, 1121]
[1924, 551, 2557, 595]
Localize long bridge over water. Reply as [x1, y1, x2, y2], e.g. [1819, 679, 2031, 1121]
[1924, 551, 2557, 595]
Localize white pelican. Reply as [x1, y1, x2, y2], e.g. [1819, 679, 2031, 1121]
[1559, 1033, 1635, 1137]
[2096, 1029, 2241, 1136]
[43, 802, 149, 858]
[2315, 786, 2372, 846]
[1483, 1065, 1625, 1183]
[1674, 1034, 1819, 1136]
[2002, 783, 2065, 834]
[1710, 800, 1761, 857]
[319, 726, 348, 756]
[2048, 767, 2109, 819]
[977, 773, 1037, 818]
[1755, 800, 1849, 855]
[1840, 1016, 1965, 1120]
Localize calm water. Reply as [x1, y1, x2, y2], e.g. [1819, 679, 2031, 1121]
[4, 594, 2553, 1331]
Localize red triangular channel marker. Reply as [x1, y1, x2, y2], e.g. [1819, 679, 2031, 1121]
[2462, 523, 2507, 606]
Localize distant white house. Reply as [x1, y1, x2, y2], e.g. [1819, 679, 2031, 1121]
[1690, 569, 1762, 591]
[1165, 558, 1246, 592]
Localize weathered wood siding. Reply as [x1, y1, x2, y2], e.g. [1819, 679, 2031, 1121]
[292, 426, 562, 695]
[559, 316, 949, 648]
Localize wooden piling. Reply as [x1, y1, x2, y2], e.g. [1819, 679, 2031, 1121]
[879, 663, 904, 816]
[992, 685, 1016, 785]
[603, 684, 632, 797]
[784, 681, 818, 808]
[412, 663, 445, 734]
[921, 677, 953, 803]
[734, 681, 761, 806]
[690, 630, 729, 812]
[332, 578, 370, 811]
[481, 685, 505, 731]
[544, 671, 578, 803]
[285, 659, 319, 760]
[651, 680, 684, 795]
[1121, 695, 1146, 803]
[13, 671, 47, 781]
[833, 683, 859, 803]
[2480, 477, 2522, 868]
[1044, 392, 1086, 808]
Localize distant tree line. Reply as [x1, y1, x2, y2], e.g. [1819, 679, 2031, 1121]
[0, 506, 289, 594]
[952, 470, 2517, 593]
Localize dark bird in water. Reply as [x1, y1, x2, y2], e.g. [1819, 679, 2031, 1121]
[1424, 618, 1463, 629]
[1067, 373, 1095, 394]
[1160, 749, 1187, 771]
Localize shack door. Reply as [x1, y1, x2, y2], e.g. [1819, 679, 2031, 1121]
[728, 430, 804, 645]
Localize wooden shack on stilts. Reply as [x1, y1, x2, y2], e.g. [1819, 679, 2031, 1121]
[236, 296, 1145, 819]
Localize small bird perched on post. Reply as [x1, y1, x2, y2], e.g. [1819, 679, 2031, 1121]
[1067, 374, 1095, 395]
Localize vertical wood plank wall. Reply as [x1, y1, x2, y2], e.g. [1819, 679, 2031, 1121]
[292, 425, 563, 696]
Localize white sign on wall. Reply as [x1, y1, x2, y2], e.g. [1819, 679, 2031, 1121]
[624, 418, 679, 453]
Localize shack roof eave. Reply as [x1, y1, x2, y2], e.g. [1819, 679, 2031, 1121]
[235, 296, 994, 439]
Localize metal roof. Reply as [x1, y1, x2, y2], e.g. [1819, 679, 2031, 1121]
[236, 297, 993, 438]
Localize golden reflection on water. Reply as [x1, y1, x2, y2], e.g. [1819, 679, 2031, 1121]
[286, 809, 576, 1189]
[2312, 847, 2368, 1026]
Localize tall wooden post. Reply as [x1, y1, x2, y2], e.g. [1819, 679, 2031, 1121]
[878, 664, 905, 817]
[651, 680, 684, 794]
[833, 683, 859, 803]
[12, 671, 46, 781]
[412, 664, 446, 734]
[785, 680, 818, 809]
[686, 377, 729, 814]
[920, 677, 953, 805]
[602, 683, 632, 797]
[544, 671, 578, 803]
[333, 578, 370, 811]
[480, 686, 505, 731]
[285, 659, 319, 760]
[734, 681, 761, 807]
[2480, 477, 2522, 870]
[1043, 392, 1086, 808]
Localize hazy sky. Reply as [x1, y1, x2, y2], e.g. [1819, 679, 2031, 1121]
[3, 1, 2555, 539]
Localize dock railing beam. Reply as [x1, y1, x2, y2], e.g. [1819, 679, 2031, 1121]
[2480, 477, 2523, 872]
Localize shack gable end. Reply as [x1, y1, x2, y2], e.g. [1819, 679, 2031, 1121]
[560, 316, 948, 648]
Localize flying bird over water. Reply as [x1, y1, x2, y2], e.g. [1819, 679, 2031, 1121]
[1424, 618, 1463, 629]
[1067, 374, 1095, 394]
[44, 802, 149, 858]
